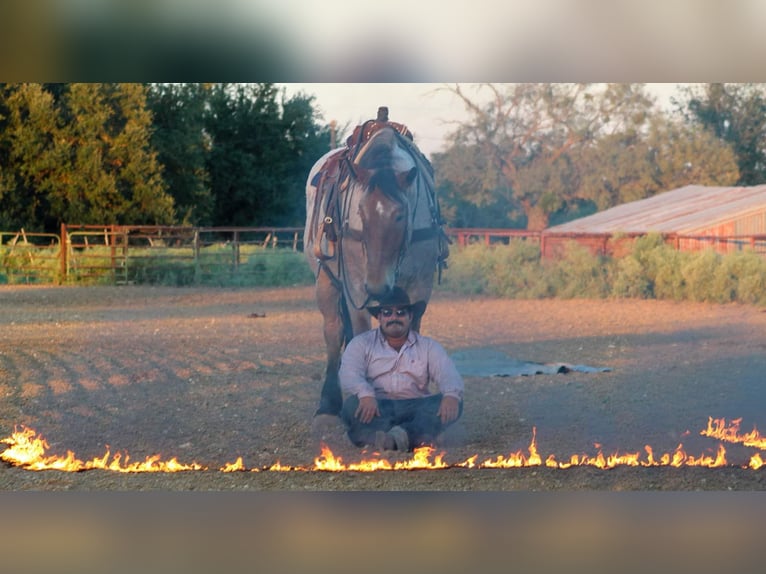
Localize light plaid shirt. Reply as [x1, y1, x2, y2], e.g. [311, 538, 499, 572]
[339, 328, 464, 401]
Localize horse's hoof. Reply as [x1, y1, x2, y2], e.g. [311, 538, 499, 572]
[311, 413, 345, 442]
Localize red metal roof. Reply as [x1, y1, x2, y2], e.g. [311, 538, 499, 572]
[547, 185, 766, 234]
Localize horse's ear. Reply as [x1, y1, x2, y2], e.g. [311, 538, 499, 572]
[397, 167, 418, 189]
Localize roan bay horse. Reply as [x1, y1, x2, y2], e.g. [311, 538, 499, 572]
[304, 108, 449, 418]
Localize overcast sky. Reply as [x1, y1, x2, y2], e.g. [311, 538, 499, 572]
[281, 83, 683, 158]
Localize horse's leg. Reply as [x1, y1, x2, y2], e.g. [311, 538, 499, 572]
[411, 305, 426, 332]
[349, 307, 371, 337]
[315, 270, 344, 416]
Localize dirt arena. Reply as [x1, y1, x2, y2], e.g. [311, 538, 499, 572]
[1, 284, 765, 490]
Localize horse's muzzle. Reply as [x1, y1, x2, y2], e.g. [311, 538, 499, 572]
[364, 282, 392, 299]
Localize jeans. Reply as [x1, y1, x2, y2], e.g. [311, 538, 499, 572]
[341, 394, 463, 450]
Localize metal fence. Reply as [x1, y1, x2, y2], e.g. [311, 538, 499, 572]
[0, 230, 62, 284]
[3, 225, 766, 285]
[65, 225, 307, 285]
[447, 228, 766, 258]
[1, 225, 305, 285]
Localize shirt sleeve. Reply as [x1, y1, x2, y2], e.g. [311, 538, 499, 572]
[426, 338, 465, 400]
[338, 333, 376, 399]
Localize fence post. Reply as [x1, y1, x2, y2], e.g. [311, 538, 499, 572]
[233, 230, 240, 272]
[194, 229, 201, 284]
[60, 223, 68, 284]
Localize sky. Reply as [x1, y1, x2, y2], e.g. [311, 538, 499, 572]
[281, 83, 683, 158]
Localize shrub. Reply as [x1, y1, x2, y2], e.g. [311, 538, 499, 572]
[441, 238, 766, 306]
[681, 249, 722, 302]
[611, 256, 652, 298]
[441, 242, 494, 294]
[712, 249, 766, 305]
[545, 241, 610, 299]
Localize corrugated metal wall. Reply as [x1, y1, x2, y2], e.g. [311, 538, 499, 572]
[544, 185, 766, 258]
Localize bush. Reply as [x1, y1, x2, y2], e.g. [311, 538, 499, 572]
[545, 241, 610, 299]
[712, 250, 766, 305]
[442, 240, 544, 297]
[681, 249, 722, 302]
[611, 256, 652, 298]
[441, 238, 766, 306]
[440, 243, 494, 294]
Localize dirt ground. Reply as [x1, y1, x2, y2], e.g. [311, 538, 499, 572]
[1, 284, 766, 490]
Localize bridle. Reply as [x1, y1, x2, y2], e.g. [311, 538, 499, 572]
[316, 130, 443, 314]
[339, 168, 411, 312]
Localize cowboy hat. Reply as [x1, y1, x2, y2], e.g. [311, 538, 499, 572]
[366, 286, 427, 317]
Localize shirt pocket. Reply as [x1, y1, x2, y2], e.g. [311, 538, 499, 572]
[400, 358, 430, 394]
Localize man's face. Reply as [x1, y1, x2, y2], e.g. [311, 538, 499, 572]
[378, 305, 412, 339]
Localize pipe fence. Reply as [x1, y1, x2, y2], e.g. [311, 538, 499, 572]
[2, 225, 765, 285]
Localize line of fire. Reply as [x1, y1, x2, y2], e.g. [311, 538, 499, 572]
[1, 417, 765, 474]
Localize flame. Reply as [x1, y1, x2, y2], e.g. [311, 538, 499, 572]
[220, 457, 248, 472]
[1, 426, 206, 473]
[700, 417, 766, 449]
[1, 418, 764, 474]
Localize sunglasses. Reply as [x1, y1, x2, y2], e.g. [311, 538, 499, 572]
[380, 307, 410, 317]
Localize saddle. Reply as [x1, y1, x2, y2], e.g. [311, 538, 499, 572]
[310, 150, 350, 260]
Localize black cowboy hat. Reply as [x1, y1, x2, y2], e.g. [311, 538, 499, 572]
[366, 286, 426, 317]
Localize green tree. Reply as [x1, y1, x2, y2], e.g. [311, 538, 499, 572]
[675, 83, 766, 185]
[146, 83, 214, 225]
[576, 115, 740, 210]
[438, 83, 656, 230]
[436, 83, 740, 229]
[0, 83, 59, 230]
[204, 83, 330, 226]
[0, 83, 174, 230]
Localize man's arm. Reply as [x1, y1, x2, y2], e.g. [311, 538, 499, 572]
[426, 338, 464, 401]
[338, 334, 375, 399]
[338, 333, 380, 423]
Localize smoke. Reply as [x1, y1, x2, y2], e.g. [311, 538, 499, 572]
[2, 0, 764, 80]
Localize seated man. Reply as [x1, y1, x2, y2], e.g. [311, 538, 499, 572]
[339, 287, 464, 451]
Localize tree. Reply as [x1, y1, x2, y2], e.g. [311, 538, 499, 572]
[435, 83, 740, 229]
[437, 83, 657, 230]
[675, 83, 766, 185]
[204, 83, 331, 227]
[0, 83, 60, 230]
[146, 83, 213, 225]
[0, 83, 174, 230]
[576, 116, 740, 210]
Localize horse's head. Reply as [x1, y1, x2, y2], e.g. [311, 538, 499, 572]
[351, 127, 419, 298]
[354, 165, 418, 298]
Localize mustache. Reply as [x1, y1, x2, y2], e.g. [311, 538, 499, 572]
[385, 320, 405, 326]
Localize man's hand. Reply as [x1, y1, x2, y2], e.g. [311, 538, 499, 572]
[437, 395, 460, 424]
[355, 396, 380, 424]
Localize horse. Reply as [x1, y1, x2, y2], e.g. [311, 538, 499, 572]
[304, 112, 448, 419]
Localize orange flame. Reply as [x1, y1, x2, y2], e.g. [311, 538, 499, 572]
[700, 417, 766, 449]
[1, 426, 206, 473]
[1, 419, 764, 474]
[220, 457, 248, 472]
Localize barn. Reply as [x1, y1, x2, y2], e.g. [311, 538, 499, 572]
[542, 184, 766, 258]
